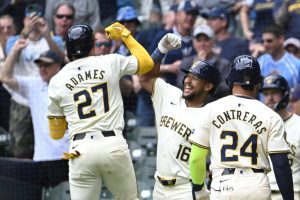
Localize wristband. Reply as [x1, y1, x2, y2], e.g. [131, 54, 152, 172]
[21, 30, 29, 38]
[151, 48, 165, 63]
[192, 183, 204, 192]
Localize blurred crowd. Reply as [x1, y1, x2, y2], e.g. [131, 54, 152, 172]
[0, 0, 300, 163]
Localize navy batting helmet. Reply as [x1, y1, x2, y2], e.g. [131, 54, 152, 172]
[226, 55, 262, 89]
[260, 74, 290, 111]
[66, 24, 94, 60]
[181, 60, 220, 93]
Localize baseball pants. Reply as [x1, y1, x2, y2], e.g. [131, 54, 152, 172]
[68, 132, 138, 200]
[210, 168, 271, 200]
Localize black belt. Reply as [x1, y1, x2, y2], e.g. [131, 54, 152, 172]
[157, 176, 176, 186]
[222, 168, 265, 175]
[271, 190, 280, 194]
[73, 131, 115, 141]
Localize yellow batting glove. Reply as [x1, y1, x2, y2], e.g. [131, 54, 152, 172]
[63, 150, 81, 160]
[105, 22, 131, 40]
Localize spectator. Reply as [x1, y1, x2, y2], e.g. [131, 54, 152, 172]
[162, 3, 177, 31]
[274, 0, 300, 40]
[240, 0, 276, 42]
[149, 0, 198, 86]
[196, 0, 243, 35]
[0, 14, 16, 132]
[258, 24, 300, 91]
[204, 6, 250, 61]
[0, 14, 16, 43]
[0, 0, 45, 33]
[114, 6, 141, 55]
[4, 4, 64, 158]
[51, 2, 75, 41]
[94, 28, 113, 56]
[283, 37, 300, 59]
[0, 48, 69, 161]
[0, 48, 69, 199]
[177, 24, 230, 101]
[290, 85, 300, 116]
[45, 0, 101, 31]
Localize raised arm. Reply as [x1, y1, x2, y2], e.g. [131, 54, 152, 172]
[139, 33, 182, 93]
[0, 38, 27, 90]
[105, 22, 154, 74]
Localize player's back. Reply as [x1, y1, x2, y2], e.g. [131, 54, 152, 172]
[49, 54, 138, 139]
[203, 95, 288, 171]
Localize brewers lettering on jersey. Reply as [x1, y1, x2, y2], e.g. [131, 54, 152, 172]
[189, 55, 294, 200]
[47, 23, 154, 200]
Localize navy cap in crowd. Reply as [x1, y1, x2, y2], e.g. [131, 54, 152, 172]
[291, 86, 300, 102]
[169, 3, 178, 12]
[116, 6, 140, 24]
[34, 50, 61, 64]
[202, 6, 228, 20]
[177, 0, 198, 14]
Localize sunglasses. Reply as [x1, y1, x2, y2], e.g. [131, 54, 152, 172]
[55, 14, 74, 20]
[262, 39, 274, 44]
[0, 25, 14, 31]
[95, 41, 112, 47]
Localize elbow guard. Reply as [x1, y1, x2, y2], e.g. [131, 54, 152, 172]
[48, 116, 67, 140]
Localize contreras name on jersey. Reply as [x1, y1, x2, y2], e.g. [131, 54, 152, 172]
[212, 109, 267, 134]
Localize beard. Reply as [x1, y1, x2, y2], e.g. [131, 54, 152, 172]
[182, 91, 198, 100]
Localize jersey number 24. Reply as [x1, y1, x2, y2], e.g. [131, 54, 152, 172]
[221, 131, 258, 165]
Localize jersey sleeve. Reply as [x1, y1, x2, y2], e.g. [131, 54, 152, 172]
[151, 78, 168, 113]
[151, 78, 182, 117]
[188, 106, 211, 150]
[268, 114, 290, 154]
[111, 54, 138, 77]
[48, 78, 64, 117]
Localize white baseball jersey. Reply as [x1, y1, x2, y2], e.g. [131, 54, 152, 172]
[268, 113, 300, 192]
[152, 78, 202, 179]
[48, 54, 138, 139]
[189, 95, 290, 172]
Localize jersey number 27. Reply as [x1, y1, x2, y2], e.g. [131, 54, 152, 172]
[73, 83, 109, 119]
[221, 131, 258, 165]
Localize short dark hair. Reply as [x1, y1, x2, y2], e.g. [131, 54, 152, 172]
[262, 24, 284, 38]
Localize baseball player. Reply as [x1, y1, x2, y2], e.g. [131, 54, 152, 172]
[47, 23, 154, 200]
[139, 33, 220, 200]
[189, 55, 294, 200]
[260, 74, 300, 200]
